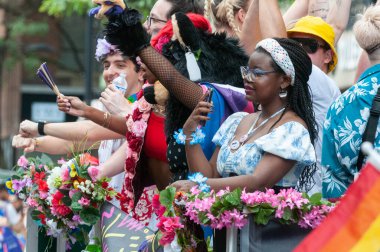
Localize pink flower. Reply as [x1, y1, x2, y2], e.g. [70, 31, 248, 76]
[131, 120, 147, 138]
[17, 156, 28, 167]
[61, 166, 70, 182]
[157, 216, 184, 246]
[57, 158, 66, 165]
[142, 112, 150, 121]
[138, 99, 151, 112]
[88, 166, 99, 181]
[126, 147, 138, 160]
[126, 116, 134, 131]
[152, 194, 166, 217]
[78, 197, 90, 206]
[26, 198, 38, 207]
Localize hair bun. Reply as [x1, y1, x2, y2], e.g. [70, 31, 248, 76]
[353, 5, 380, 53]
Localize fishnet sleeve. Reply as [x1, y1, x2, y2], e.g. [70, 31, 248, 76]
[139, 46, 203, 109]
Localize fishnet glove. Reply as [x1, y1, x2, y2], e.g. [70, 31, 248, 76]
[139, 46, 203, 109]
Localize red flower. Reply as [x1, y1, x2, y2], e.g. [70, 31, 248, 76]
[38, 214, 46, 225]
[125, 157, 136, 171]
[132, 109, 143, 121]
[101, 181, 109, 189]
[33, 171, 46, 183]
[80, 153, 99, 166]
[51, 191, 71, 216]
[128, 137, 143, 151]
[38, 180, 49, 192]
[152, 194, 166, 217]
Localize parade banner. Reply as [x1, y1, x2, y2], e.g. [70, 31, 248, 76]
[101, 202, 155, 252]
[294, 162, 380, 252]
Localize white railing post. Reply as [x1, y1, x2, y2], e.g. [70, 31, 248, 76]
[225, 227, 238, 252]
[26, 209, 38, 251]
[56, 234, 66, 252]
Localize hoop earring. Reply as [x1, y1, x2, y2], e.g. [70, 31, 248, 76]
[279, 88, 287, 98]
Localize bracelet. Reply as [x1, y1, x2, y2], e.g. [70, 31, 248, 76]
[173, 128, 205, 145]
[33, 138, 40, 151]
[38, 121, 46, 136]
[188, 172, 210, 192]
[102, 112, 111, 128]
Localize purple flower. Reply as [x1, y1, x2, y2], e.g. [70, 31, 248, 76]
[95, 38, 118, 61]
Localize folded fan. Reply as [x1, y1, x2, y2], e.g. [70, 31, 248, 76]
[36, 62, 62, 97]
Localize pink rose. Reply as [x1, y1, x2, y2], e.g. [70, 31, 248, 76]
[142, 112, 150, 121]
[138, 99, 151, 112]
[78, 197, 90, 206]
[126, 116, 134, 131]
[17, 156, 28, 167]
[131, 120, 147, 138]
[88, 166, 100, 181]
[126, 147, 138, 160]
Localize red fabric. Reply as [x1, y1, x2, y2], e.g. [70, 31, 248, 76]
[150, 13, 212, 52]
[143, 112, 167, 163]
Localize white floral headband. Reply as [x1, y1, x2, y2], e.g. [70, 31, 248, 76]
[95, 38, 119, 61]
[256, 38, 295, 85]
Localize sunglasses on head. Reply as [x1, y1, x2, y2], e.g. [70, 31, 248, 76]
[291, 38, 330, 54]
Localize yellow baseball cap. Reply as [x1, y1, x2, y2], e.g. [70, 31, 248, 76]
[287, 16, 338, 73]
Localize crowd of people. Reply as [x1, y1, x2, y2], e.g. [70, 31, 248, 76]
[10, 0, 380, 250]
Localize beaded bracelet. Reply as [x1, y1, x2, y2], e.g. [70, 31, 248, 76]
[173, 128, 205, 145]
[188, 172, 210, 192]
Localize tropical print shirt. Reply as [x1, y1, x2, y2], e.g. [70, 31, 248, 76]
[322, 64, 380, 199]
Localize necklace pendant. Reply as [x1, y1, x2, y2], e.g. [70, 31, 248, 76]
[230, 140, 241, 150]
[239, 134, 248, 142]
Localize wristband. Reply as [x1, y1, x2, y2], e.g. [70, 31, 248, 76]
[38, 121, 47, 136]
[188, 172, 210, 192]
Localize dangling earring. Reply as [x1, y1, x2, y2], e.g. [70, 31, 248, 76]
[279, 88, 287, 98]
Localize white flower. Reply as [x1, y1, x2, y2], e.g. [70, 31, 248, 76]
[47, 166, 63, 194]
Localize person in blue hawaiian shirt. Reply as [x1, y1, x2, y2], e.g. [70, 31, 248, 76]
[321, 4, 380, 200]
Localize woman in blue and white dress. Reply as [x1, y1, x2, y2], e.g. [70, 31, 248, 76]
[172, 38, 317, 251]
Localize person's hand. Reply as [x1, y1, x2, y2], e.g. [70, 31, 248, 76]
[12, 135, 37, 153]
[19, 120, 38, 138]
[57, 96, 88, 117]
[99, 84, 132, 116]
[170, 180, 197, 192]
[182, 92, 213, 135]
[154, 82, 169, 106]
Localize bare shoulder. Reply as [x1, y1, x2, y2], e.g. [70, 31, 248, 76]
[278, 110, 308, 129]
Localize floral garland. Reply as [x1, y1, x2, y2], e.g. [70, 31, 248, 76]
[121, 95, 152, 215]
[152, 186, 335, 249]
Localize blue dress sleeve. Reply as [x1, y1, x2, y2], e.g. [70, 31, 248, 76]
[212, 112, 248, 147]
[254, 122, 316, 165]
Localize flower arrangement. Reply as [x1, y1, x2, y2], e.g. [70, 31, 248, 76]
[153, 186, 335, 250]
[6, 153, 118, 249]
[152, 187, 208, 252]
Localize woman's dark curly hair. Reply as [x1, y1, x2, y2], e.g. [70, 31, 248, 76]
[257, 38, 318, 192]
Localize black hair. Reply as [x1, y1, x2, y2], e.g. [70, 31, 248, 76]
[166, 0, 205, 19]
[258, 38, 318, 192]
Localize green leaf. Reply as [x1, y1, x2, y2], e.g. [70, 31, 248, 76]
[61, 196, 72, 206]
[71, 191, 83, 202]
[309, 193, 322, 205]
[159, 187, 176, 209]
[282, 208, 292, 221]
[71, 202, 83, 211]
[80, 207, 100, 225]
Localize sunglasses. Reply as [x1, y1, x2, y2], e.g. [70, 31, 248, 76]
[291, 38, 330, 54]
[240, 66, 277, 82]
[146, 15, 167, 28]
